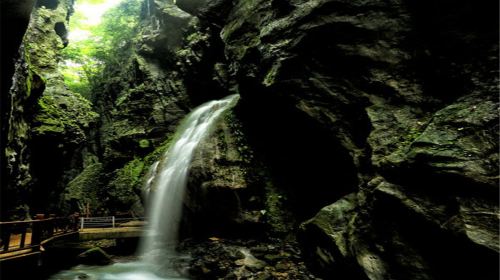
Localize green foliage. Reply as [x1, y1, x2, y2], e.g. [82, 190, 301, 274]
[95, 0, 142, 65]
[109, 158, 145, 207]
[65, 163, 105, 213]
[86, 0, 108, 4]
[61, 0, 142, 98]
[104, 136, 176, 212]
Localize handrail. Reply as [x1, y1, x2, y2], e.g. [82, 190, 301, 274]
[0, 216, 145, 257]
[0, 216, 78, 255]
[79, 216, 145, 229]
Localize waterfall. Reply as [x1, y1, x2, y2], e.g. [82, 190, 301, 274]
[139, 94, 239, 259]
[49, 94, 239, 280]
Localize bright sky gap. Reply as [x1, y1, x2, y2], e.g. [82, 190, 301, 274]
[68, 0, 124, 42]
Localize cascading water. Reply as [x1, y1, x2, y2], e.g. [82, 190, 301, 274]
[139, 94, 240, 260]
[50, 94, 239, 280]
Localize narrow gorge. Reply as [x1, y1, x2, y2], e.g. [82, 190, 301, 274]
[0, 0, 498, 279]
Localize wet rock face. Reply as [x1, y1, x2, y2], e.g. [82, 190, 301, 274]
[2, 0, 98, 218]
[0, 0, 37, 219]
[218, 0, 497, 176]
[404, 93, 499, 188]
[186, 108, 262, 237]
[190, 0, 499, 279]
[185, 106, 294, 238]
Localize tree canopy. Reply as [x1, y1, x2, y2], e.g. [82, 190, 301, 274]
[61, 0, 142, 99]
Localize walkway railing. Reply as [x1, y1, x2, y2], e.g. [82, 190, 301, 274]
[0, 216, 78, 255]
[79, 216, 145, 229]
[0, 215, 145, 258]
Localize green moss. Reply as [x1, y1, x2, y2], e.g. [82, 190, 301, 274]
[116, 84, 146, 106]
[109, 158, 145, 206]
[109, 134, 177, 196]
[221, 108, 254, 164]
[402, 124, 427, 147]
[34, 91, 98, 138]
[139, 139, 151, 148]
[35, 95, 66, 133]
[24, 46, 34, 97]
[263, 62, 281, 87]
[65, 163, 105, 213]
[67, 133, 178, 214]
[23, 43, 46, 98]
[264, 181, 293, 235]
[142, 136, 176, 168]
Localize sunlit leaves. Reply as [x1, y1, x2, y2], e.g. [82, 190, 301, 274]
[61, 0, 141, 98]
[86, 0, 107, 4]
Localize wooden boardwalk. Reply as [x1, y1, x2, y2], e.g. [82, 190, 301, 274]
[0, 216, 78, 261]
[0, 216, 144, 262]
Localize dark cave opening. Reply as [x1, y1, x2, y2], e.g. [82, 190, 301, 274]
[54, 22, 68, 47]
[236, 88, 359, 222]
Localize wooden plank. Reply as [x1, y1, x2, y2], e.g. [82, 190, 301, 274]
[40, 231, 78, 246]
[0, 250, 40, 263]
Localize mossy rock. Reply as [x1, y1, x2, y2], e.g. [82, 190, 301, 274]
[406, 93, 499, 187]
[108, 158, 145, 208]
[33, 90, 98, 143]
[65, 163, 105, 213]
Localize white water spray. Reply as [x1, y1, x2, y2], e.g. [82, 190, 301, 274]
[139, 94, 239, 259]
[50, 95, 239, 280]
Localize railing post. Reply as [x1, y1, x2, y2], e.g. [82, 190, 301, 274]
[47, 218, 55, 239]
[1, 227, 10, 252]
[80, 217, 84, 229]
[20, 225, 27, 248]
[112, 216, 115, 228]
[31, 221, 42, 250]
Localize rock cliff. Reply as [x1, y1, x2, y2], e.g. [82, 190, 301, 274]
[1, 0, 497, 278]
[1, 0, 98, 218]
[180, 0, 499, 278]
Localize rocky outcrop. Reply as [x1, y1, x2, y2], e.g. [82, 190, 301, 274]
[185, 104, 293, 238]
[180, 238, 316, 280]
[25, 0, 98, 216]
[0, 0, 37, 220]
[2, 0, 98, 218]
[184, 0, 498, 279]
